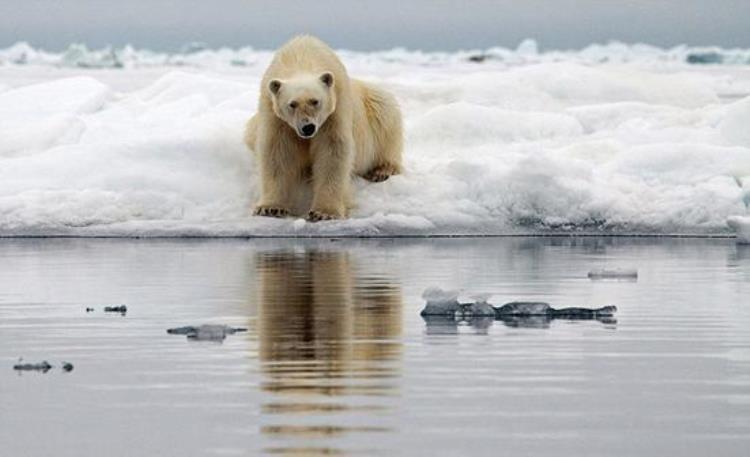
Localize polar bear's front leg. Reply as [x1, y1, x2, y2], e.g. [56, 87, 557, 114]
[308, 134, 354, 221]
[255, 131, 298, 218]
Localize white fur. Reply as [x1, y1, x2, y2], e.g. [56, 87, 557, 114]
[245, 35, 403, 220]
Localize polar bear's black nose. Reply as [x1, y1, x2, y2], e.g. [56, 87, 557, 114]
[301, 124, 316, 137]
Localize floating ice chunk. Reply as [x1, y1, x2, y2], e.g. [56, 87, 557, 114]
[167, 324, 248, 341]
[420, 287, 460, 316]
[551, 306, 618, 318]
[728, 216, 750, 244]
[12, 359, 74, 373]
[587, 268, 638, 279]
[459, 301, 496, 317]
[103, 305, 127, 314]
[421, 287, 504, 318]
[420, 288, 617, 321]
[13, 360, 52, 372]
[494, 302, 553, 316]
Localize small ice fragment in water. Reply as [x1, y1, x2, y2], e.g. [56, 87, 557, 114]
[552, 306, 618, 318]
[167, 325, 248, 341]
[13, 360, 52, 372]
[421, 301, 460, 317]
[460, 301, 496, 317]
[494, 302, 553, 316]
[166, 326, 196, 335]
[587, 268, 638, 279]
[419, 287, 617, 324]
[104, 305, 127, 314]
[420, 287, 460, 316]
[422, 289, 497, 317]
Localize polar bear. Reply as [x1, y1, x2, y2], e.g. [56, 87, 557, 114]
[244, 35, 403, 221]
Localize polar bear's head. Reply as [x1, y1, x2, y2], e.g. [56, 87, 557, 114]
[268, 72, 336, 139]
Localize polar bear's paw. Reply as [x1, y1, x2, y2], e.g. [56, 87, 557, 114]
[307, 210, 341, 222]
[363, 164, 399, 183]
[254, 206, 290, 218]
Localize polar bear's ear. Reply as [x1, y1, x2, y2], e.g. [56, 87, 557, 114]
[268, 79, 282, 95]
[320, 72, 334, 88]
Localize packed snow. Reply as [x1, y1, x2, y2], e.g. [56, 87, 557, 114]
[1, 41, 750, 237]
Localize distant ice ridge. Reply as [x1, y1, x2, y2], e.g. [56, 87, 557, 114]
[2, 40, 750, 69]
[2, 47, 750, 237]
[0, 42, 273, 69]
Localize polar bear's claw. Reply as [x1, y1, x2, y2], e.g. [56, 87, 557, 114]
[363, 164, 398, 183]
[307, 210, 339, 222]
[254, 206, 290, 218]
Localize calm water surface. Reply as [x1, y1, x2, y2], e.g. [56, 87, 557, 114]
[1, 238, 749, 456]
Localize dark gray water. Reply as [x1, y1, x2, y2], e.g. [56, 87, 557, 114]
[1, 238, 749, 456]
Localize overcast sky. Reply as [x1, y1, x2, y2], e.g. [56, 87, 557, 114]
[1, 0, 749, 52]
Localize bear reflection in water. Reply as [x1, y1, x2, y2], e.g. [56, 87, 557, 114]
[254, 249, 402, 453]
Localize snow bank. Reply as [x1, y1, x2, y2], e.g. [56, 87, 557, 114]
[0, 77, 111, 157]
[1, 44, 750, 237]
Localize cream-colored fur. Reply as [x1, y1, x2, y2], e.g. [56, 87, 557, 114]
[245, 35, 403, 221]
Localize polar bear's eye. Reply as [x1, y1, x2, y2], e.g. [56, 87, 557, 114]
[309, 99, 319, 107]
[289, 101, 298, 109]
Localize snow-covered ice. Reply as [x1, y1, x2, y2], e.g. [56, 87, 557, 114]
[418, 287, 617, 319]
[2, 41, 750, 237]
[420, 287, 496, 317]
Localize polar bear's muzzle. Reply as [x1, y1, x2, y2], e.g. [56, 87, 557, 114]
[299, 123, 317, 138]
